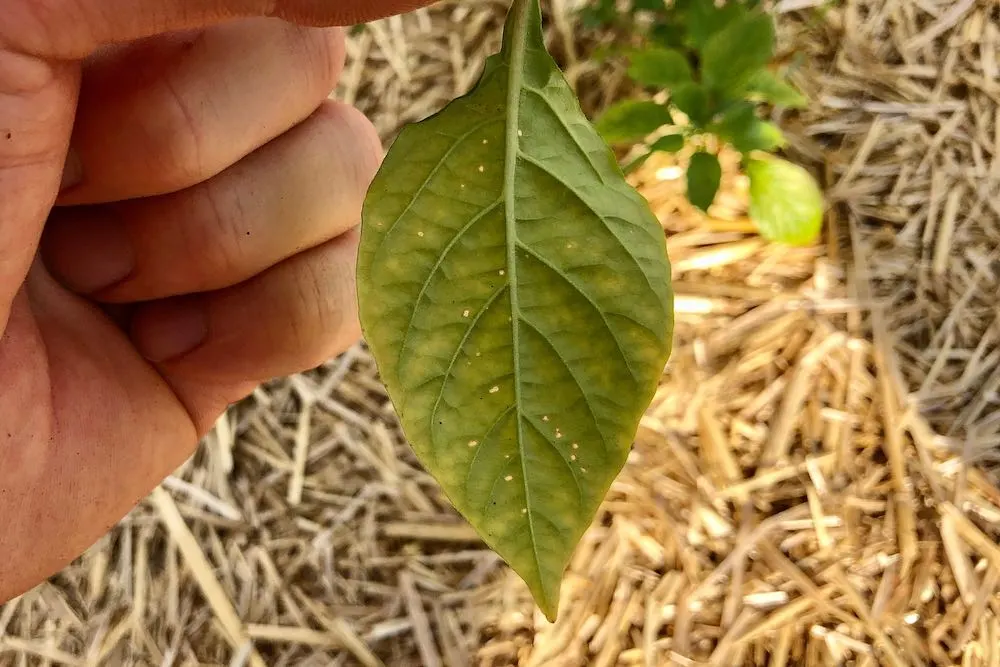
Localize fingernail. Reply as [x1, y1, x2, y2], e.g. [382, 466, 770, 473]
[41, 209, 135, 293]
[135, 298, 208, 363]
[60, 148, 82, 191]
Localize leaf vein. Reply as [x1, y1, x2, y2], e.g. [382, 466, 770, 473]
[522, 85, 607, 184]
[523, 417, 585, 507]
[518, 316, 610, 455]
[465, 405, 518, 501]
[516, 151, 661, 307]
[517, 243, 640, 384]
[371, 114, 504, 266]
[397, 198, 504, 365]
[427, 282, 510, 462]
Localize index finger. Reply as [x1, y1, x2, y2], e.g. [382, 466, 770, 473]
[4, 0, 435, 59]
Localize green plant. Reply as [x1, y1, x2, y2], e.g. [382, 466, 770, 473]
[587, 0, 824, 246]
[356, 0, 673, 620]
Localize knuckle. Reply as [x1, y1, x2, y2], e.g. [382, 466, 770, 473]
[284, 240, 359, 369]
[192, 182, 253, 283]
[155, 69, 209, 187]
[292, 25, 346, 99]
[313, 101, 384, 196]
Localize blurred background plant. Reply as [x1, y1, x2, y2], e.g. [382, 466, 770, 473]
[583, 0, 825, 246]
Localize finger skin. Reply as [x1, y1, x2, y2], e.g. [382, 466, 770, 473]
[0, 267, 197, 605]
[4, 0, 438, 59]
[0, 0, 431, 607]
[131, 230, 363, 433]
[0, 53, 77, 332]
[44, 101, 380, 301]
[59, 19, 346, 204]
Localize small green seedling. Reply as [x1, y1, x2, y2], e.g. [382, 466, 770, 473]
[587, 0, 825, 246]
[357, 0, 673, 620]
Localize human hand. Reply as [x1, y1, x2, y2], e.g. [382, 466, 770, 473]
[0, 0, 434, 603]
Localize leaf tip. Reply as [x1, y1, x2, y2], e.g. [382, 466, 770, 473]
[531, 578, 562, 623]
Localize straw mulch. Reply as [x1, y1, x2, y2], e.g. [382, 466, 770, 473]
[780, 0, 1000, 469]
[480, 149, 1000, 665]
[3, 1, 1000, 666]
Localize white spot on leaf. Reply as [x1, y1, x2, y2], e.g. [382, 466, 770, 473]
[418, 231, 425, 237]
[572, 443, 579, 450]
[505, 475, 513, 482]
[478, 165, 485, 173]
[468, 440, 478, 448]
[489, 386, 500, 394]
[463, 309, 471, 318]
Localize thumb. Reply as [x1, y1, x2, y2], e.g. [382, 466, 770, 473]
[0, 52, 79, 333]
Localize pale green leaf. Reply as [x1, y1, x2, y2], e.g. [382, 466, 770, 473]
[357, 0, 674, 622]
[747, 156, 824, 245]
[686, 151, 722, 212]
[745, 69, 809, 108]
[595, 99, 674, 144]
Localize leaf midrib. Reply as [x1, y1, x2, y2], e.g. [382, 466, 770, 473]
[502, 0, 548, 610]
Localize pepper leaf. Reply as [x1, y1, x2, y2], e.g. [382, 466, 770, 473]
[744, 69, 809, 108]
[686, 151, 722, 212]
[595, 99, 674, 144]
[747, 156, 824, 245]
[701, 10, 776, 93]
[357, 0, 674, 622]
[711, 102, 786, 153]
[626, 47, 693, 89]
[651, 133, 686, 153]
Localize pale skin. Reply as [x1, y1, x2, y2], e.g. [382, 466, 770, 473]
[0, 0, 436, 604]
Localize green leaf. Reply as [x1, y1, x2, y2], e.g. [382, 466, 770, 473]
[701, 11, 775, 93]
[686, 151, 722, 212]
[357, 0, 674, 622]
[595, 100, 674, 144]
[747, 156, 824, 245]
[684, 0, 746, 48]
[745, 69, 809, 108]
[623, 132, 687, 176]
[651, 133, 685, 153]
[650, 19, 688, 50]
[626, 47, 693, 89]
[670, 83, 710, 127]
[711, 103, 786, 153]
